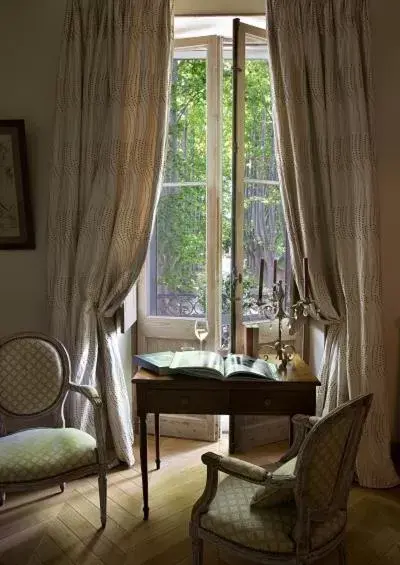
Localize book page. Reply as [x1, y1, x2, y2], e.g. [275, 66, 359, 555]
[170, 351, 225, 377]
[224, 354, 277, 380]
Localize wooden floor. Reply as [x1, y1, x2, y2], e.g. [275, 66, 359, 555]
[1, 435, 400, 565]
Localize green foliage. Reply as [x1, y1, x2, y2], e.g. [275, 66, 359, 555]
[163, 60, 207, 183]
[156, 185, 206, 293]
[156, 55, 286, 301]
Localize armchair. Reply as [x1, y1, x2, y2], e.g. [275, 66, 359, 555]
[0, 332, 107, 527]
[190, 394, 372, 565]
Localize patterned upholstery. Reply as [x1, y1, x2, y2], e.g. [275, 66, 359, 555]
[303, 413, 353, 508]
[0, 338, 64, 415]
[250, 457, 297, 508]
[0, 428, 97, 483]
[193, 396, 372, 565]
[200, 474, 346, 553]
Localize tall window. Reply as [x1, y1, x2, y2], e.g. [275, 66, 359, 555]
[141, 17, 290, 353]
[149, 55, 207, 318]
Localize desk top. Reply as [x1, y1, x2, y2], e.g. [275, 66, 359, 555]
[133, 354, 320, 385]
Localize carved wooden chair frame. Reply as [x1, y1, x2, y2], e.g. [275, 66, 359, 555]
[190, 394, 373, 565]
[0, 332, 107, 527]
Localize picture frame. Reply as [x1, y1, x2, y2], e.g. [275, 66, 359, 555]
[0, 120, 34, 249]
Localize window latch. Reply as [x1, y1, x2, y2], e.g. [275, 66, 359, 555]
[231, 268, 242, 287]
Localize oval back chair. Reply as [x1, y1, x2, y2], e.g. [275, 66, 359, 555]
[191, 393, 373, 565]
[0, 332, 107, 527]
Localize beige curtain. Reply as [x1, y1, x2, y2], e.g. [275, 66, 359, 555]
[266, 0, 399, 487]
[47, 0, 173, 465]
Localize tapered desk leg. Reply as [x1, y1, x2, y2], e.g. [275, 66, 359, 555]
[229, 415, 236, 454]
[155, 413, 161, 470]
[289, 417, 294, 446]
[139, 414, 149, 520]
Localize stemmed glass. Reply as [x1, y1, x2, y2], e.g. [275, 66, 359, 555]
[194, 319, 209, 352]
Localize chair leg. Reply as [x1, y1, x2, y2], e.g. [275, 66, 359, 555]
[0, 491, 5, 506]
[98, 470, 107, 528]
[60, 483, 66, 493]
[192, 537, 203, 565]
[338, 541, 347, 565]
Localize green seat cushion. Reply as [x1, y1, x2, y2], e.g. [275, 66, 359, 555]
[0, 428, 97, 483]
[250, 457, 297, 509]
[200, 473, 346, 554]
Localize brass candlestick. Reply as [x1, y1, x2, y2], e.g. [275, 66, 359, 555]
[257, 279, 295, 370]
[256, 257, 319, 371]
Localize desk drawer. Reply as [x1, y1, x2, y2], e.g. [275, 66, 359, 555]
[229, 388, 314, 415]
[145, 388, 228, 414]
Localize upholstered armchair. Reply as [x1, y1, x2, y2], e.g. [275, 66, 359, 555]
[190, 394, 372, 565]
[0, 332, 107, 527]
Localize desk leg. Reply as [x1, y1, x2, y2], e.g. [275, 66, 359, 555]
[155, 413, 161, 470]
[289, 417, 294, 446]
[139, 414, 149, 520]
[229, 415, 236, 455]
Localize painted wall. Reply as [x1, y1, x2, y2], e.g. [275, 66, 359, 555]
[0, 0, 66, 337]
[175, 0, 264, 15]
[371, 0, 400, 438]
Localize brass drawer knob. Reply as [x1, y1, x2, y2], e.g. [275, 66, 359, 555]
[180, 396, 189, 406]
[264, 398, 272, 407]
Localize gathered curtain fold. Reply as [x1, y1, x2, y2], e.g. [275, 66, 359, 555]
[47, 0, 173, 465]
[266, 0, 399, 487]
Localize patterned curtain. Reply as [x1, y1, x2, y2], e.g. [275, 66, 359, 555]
[47, 0, 173, 465]
[266, 0, 399, 487]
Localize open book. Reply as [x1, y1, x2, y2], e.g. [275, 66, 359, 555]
[134, 350, 278, 380]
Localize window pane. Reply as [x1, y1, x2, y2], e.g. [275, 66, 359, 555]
[221, 58, 233, 347]
[149, 57, 207, 317]
[242, 51, 289, 324]
[221, 40, 291, 348]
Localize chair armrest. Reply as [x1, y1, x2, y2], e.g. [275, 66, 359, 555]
[292, 414, 320, 429]
[192, 452, 265, 524]
[278, 414, 320, 464]
[268, 463, 296, 487]
[69, 383, 102, 407]
[191, 451, 296, 527]
[202, 452, 295, 487]
[202, 452, 268, 484]
[69, 383, 106, 465]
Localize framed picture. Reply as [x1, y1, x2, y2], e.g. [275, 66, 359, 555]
[0, 120, 34, 249]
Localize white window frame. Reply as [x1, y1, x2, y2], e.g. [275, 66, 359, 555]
[138, 36, 222, 353]
[136, 23, 301, 444]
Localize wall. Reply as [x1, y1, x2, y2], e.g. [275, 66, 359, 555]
[372, 0, 400, 439]
[175, 0, 264, 15]
[0, 0, 67, 337]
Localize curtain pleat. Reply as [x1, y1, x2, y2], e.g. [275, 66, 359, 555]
[47, 0, 173, 464]
[266, 0, 399, 487]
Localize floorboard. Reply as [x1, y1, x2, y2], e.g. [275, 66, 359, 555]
[0, 435, 399, 565]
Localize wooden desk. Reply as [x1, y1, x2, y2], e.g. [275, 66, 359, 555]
[132, 355, 319, 520]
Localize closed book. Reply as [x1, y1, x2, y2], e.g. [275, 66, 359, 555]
[133, 351, 175, 375]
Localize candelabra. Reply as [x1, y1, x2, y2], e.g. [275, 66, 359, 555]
[255, 257, 320, 371]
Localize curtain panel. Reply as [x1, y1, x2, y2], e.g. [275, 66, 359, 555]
[266, 0, 398, 487]
[47, 0, 173, 465]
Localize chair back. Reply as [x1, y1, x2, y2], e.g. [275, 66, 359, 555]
[294, 394, 372, 524]
[0, 333, 70, 422]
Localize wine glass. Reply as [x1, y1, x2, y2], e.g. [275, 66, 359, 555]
[194, 319, 209, 352]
